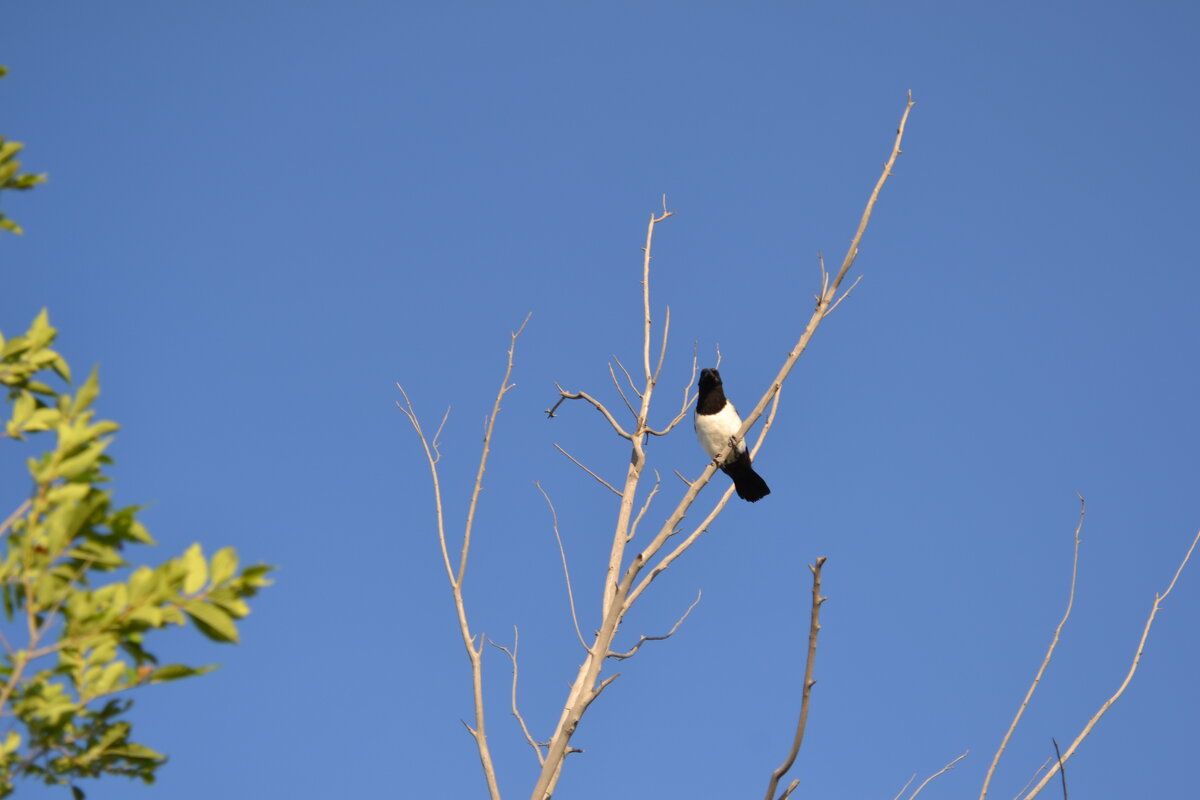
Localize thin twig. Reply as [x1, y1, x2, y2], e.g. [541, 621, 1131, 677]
[824, 274, 864, 316]
[779, 778, 800, 800]
[644, 355, 698, 435]
[552, 443, 622, 497]
[981, 496, 1085, 799]
[608, 362, 637, 418]
[1051, 739, 1067, 800]
[891, 774, 917, 800]
[1011, 758, 1052, 800]
[672, 470, 693, 488]
[628, 471, 661, 543]
[549, 385, 633, 440]
[1022, 528, 1200, 799]
[535, 482, 588, 651]
[489, 628, 545, 767]
[653, 306, 671, 384]
[607, 590, 701, 660]
[910, 752, 969, 800]
[611, 356, 643, 399]
[764, 557, 827, 800]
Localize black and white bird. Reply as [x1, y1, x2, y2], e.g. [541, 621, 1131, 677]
[694, 368, 770, 502]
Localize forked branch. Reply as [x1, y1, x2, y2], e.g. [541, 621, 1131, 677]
[398, 313, 531, 800]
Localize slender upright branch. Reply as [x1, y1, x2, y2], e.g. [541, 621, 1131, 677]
[764, 557, 827, 800]
[891, 775, 917, 800]
[535, 482, 588, 651]
[607, 363, 637, 418]
[1021, 528, 1200, 799]
[1051, 739, 1067, 800]
[980, 497, 1085, 800]
[399, 313, 531, 800]
[489, 628, 545, 767]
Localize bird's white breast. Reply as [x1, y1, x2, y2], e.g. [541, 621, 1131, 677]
[695, 402, 747, 461]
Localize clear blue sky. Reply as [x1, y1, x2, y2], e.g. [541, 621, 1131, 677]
[4, 2, 1199, 798]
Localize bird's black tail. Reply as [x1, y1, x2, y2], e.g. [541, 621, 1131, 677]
[722, 454, 770, 503]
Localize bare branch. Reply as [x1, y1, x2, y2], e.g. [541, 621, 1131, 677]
[535, 482, 588, 651]
[644, 356, 698, 436]
[672, 470, 693, 488]
[395, 384, 455, 586]
[1051, 739, 1067, 800]
[779, 778, 800, 800]
[397, 313, 531, 800]
[611, 355, 643, 399]
[653, 306, 670, 384]
[628, 470, 661, 543]
[981, 497, 1085, 800]
[1022, 528, 1200, 799]
[910, 752, 969, 800]
[552, 443, 622, 497]
[582, 673, 620, 712]
[824, 273, 864, 316]
[607, 362, 638, 419]
[608, 590, 701, 660]
[764, 557, 827, 800]
[891, 775, 917, 800]
[1011, 758, 1052, 800]
[548, 385, 633, 440]
[489, 628, 545, 766]
[463, 313, 532, 587]
[641, 205, 675, 383]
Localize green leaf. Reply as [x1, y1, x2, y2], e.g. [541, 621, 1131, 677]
[182, 600, 238, 643]
[56, 439, 110, 480]
[107, 742, 164, 762]
[182, 543, 207, 595]
[209, 547, 238, 585]
[71, 367, 100, 415]
[149, 663, 214, 682]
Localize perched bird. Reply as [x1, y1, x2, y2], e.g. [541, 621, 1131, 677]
[694, 368, 770, 502]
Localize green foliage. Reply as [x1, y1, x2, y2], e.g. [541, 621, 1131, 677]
[0, 312, 273, 796]
[0, 67, 47, 236]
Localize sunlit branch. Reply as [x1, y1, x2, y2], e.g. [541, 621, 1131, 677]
[607, 590, 700, 660]
[764, 557, 826, 800]
[551, 443, 621, 497]
[1021, 528, 1200, 799]
[980, 497, 1085, 800]
[535, 482, 588, 651]
[910, 752, 969, 800]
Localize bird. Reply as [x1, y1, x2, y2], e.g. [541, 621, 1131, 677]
[694, 367, 770, 502]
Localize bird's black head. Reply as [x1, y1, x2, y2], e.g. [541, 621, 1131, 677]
[698, 368, 722, 392]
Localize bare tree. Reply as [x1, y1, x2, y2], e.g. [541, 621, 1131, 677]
[399, 94, 913, 798]
[398, 87, 1199, 799]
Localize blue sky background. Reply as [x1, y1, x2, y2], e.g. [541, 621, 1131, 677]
[3, 2, 1199, 798]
